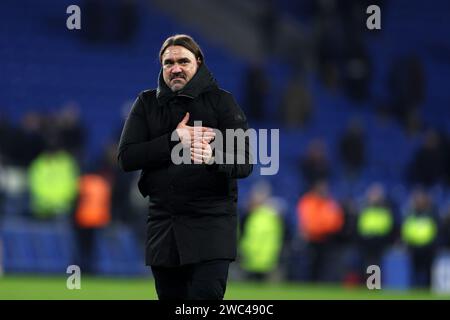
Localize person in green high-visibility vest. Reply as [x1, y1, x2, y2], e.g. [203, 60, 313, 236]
[28, 149, 79, 219]
[401, 189, 439, 288]
[239, 181, 284, 281]
[357, 183, 397, 281]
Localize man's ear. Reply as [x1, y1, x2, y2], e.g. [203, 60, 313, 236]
[197, 58, 202, 66]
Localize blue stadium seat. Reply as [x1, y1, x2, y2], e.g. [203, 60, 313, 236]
[382, 247, 412, 290]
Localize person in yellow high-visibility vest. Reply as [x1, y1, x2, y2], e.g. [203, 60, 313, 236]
[357, 183, 396, 280]
[240, 204, 284, 281]
[401, 189, 439, 288]
[239, 181, 284, 281]
[28, 150, 79, 219]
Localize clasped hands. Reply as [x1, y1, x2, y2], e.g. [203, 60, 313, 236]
[175, 112, 215, 164]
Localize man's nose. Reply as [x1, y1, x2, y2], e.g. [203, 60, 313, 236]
[171, 64, 182, 73]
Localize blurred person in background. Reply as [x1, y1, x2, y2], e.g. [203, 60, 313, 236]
[279, 72, 313, 128]
[0, 113, 42, 217]
[242, 63, 270, 122]
[28, 137, 79, 220]
[356, 183, 396, 281]
[314, 0, 346, 94]
[401, 189, 439, 288]
[16, 112, 46, 167]
[74, 171, 112, 274]
[387, 55, 425, 128]
[341, 40, 372, 103]
[239, 180, 285, 282]
[118, 34, 252, 300]
[339, 118, 366, 180]
[56, 103, 86, 162]
[297, 179, 344, 282]
[407, 129, 448, 187]
[299, 138, 331, 189]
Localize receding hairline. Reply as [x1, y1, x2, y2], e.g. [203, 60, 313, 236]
[160, 45, 197, 61]
[159, 34, 204, 63]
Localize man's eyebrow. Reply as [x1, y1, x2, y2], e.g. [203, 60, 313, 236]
[163, 57, 191, 65]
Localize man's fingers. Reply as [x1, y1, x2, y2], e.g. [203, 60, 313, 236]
[191, 153, 204, 159]
[190, 147, 204, 155]
[186, 126, 214, 133]
[191, 154, 203, 164]
[201, 132, 216, 140]
[191, 147, 211, 156]
[192, 142, 208, 149]
[192, 141, 206, 147]
[192, 136, 213, 144]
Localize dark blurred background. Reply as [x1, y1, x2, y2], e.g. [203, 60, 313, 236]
[0, 0, 449, 292]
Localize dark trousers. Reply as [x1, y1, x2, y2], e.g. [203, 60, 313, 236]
[411, 248, 435, 288]
[151, 259, 230, 300]
[74, 227, 97, 274]
[307, 242, 330, 282]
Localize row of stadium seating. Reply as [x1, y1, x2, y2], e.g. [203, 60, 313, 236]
[1, 217, 147, 275]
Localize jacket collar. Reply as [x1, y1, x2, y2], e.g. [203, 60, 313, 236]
[156, 63, 218, 105]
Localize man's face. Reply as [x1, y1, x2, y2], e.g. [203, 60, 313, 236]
[162, 45, 199, 92]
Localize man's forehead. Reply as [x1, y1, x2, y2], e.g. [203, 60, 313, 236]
[162, 45, 195, 60]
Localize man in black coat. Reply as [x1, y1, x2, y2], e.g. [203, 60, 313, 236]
[118, 34, 253, 300]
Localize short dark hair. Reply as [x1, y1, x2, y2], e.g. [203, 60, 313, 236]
[159, 34, 204, 63]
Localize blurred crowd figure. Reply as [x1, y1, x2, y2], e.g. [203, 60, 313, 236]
[296, 179, 344, 282]
[243, 64, 270, 122]
[74, 173, 111, 273]
[401, 189, 439, 287]
[407, 129, 450, 187]
[239, 180, 286, 281]
[387, 55, 426, 128]
[356, 183, 396, 279]
[28, 149, 79, 219]
[279, 72, 314, 128]
[339, 118, 366, 180]
[299, 139, 330, 188]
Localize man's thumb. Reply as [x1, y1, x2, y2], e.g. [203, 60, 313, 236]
[181, 112, 190, 125]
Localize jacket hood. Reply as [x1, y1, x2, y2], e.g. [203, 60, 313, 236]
[156, 62, 218, 105]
